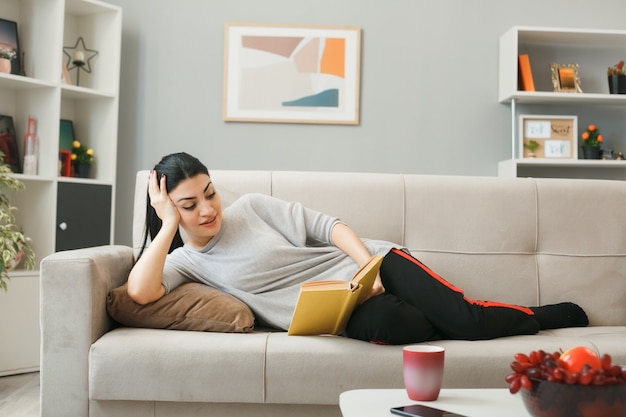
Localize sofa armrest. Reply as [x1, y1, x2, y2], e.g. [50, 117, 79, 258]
[40, 245, 134, 417]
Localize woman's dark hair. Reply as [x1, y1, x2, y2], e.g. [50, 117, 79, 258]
[137, 152, 209, 259]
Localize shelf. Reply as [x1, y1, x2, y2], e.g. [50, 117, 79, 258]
[498, 159, 626, 180]
[11, 173, 112, 187]
[501, 91, 626, 105]
[499, 26, 626, 102]
[501, 158, 626, 168]
[6, 269, 40, 278]
[61, 84, 117, 100]
[0, 73, 56, 91]
[62, 1, 122, 93]
[10, 173, 57, 183]
[57, 175, 114, 186]
[513, 26, 626, 47]
[498, 26, 626, 179]
[66, 0, 119, 15]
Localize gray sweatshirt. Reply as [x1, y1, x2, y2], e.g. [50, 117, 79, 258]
[162, 193, 396, 330]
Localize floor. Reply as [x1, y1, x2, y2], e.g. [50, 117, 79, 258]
[0, 372, 39, 417]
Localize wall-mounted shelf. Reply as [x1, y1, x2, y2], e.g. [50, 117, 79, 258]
[498, 26, 626, 179]
[499, 158, 626, 180]
[501, 92, 626, 106]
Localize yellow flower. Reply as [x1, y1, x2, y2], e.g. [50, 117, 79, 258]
[71, 141, 95, 166]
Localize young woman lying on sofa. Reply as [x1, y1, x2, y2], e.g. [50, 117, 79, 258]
[127, 152, 589, 345]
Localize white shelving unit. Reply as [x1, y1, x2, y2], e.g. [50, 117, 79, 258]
[0, 0, 121, 376]
[498, 26, 626, 179]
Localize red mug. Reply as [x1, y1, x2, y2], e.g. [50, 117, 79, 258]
[403, 345, 445, 401]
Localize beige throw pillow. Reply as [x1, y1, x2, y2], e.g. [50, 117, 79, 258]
[107, 282, 255, 333]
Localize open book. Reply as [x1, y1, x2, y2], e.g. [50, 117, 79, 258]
[288, 255, 384, 336]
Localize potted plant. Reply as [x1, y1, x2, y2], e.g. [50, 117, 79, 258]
[71, 140, 94, 178]
[607, 60, 626, 94]
[0, 46, 16, 74]
[581, 124, 603, 159]
[524, 140, 540, 158]
[0, 151, 35, 291]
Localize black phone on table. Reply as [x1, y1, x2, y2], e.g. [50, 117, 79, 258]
[390, 404, 468, 417]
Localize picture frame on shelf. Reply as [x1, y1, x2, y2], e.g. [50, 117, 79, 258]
[551, 63, 582, 93]
[0, 18, 21, 76]
[59, 119, 75, 151]
[223, 23, 361, 125]
[59, 119, 75, 177]
[0, 115, 20, 173]
[519, 115, 578, 160]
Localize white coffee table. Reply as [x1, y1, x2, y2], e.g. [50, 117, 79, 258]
[340, 388, 529, 417]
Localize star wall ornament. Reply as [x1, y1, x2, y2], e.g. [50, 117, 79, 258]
[63, 36, 99, 86]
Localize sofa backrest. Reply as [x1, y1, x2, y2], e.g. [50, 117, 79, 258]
[133, 170, 626, 327]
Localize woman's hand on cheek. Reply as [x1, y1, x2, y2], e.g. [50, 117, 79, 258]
[148, 171, 180, 226]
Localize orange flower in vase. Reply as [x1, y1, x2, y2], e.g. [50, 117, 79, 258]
[581, 124, 603, 159]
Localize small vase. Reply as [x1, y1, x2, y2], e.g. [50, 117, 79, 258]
[7, 249, 23, 271]
[0, 58, 11, 74]
[74, 163, 92, 178]
[608, 74, 626, 94]
[582, 147, 601, 160]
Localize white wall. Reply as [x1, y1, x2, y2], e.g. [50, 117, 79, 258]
[105, 0, 626, 246]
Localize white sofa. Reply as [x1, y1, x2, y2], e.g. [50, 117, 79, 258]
[40, 170, 626, 417]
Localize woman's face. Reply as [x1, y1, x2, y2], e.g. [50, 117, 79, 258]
[168, 173, 223, 248]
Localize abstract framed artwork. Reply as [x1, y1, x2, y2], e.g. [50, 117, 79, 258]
[223, 23, 361, 125]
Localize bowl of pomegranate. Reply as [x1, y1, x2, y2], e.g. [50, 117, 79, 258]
[505, 346, 626, 417]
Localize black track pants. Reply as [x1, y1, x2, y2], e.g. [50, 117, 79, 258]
[344, 248, 540, 344]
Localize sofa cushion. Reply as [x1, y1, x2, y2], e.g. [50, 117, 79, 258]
[89, 328, 269, 402]
[106, 282, 255, 332]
